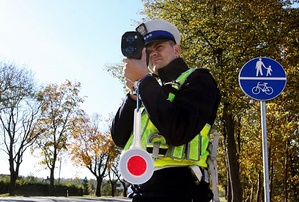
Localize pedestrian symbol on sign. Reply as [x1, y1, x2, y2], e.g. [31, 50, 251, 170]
[255, 58, 273, 77]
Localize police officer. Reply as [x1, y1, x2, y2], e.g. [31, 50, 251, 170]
[111, 19, 221, 202]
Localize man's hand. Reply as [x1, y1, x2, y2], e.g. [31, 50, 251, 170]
[123, 48, 148, 99]
[123, 48, 148, 82]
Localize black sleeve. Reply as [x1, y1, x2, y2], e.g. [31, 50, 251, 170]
[139, 69, 220, 146]
[110, 93, 136, 148]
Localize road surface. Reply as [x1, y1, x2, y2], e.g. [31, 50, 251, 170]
[0, 197, 131, 202]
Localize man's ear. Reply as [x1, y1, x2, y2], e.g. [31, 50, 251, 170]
[174, 44, 181, 56]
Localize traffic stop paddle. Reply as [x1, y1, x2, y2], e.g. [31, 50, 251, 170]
[119, 94, 154, 184]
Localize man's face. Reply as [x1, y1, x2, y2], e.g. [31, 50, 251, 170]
[146, 40, 181, 74]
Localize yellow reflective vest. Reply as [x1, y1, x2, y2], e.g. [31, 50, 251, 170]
[123, 68, 211, 169]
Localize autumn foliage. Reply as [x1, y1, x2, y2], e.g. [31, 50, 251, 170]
[68, 113, 120, 196]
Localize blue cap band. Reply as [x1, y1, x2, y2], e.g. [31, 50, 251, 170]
[144, 30, 175, 45]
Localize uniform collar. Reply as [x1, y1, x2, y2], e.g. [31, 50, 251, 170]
[157, 58, 189, 82]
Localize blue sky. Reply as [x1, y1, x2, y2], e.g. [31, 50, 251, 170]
[0, 0, 144, 179]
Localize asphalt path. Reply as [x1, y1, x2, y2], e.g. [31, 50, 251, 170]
[0, 197, 132, 202]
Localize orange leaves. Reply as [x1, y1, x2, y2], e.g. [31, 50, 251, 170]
[32, 80, 85, 171]
[68, 113, 120, 178]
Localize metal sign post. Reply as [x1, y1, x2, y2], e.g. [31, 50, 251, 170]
[239, 57, 287, 202]
[260, 101, 270, 202]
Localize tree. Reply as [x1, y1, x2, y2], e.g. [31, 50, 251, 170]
[104, 63, 127, 93]
[0, 62, 40, 195]
[68, 113, 120, 197]
[108, 155, 123, 197]
[82, 177, 90, 195]
[31, 80, 84, 195]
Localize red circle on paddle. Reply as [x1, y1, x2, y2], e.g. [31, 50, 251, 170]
[119, 148, 154, 184]
[127, 155, 147, 176]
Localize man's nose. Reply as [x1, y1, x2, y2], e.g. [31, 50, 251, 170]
[149, 49, 158, 57]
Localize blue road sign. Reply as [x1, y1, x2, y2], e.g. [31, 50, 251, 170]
[239, 57, 287, 101]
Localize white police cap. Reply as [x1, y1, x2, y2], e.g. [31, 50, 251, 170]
[136, 19, 181, 46]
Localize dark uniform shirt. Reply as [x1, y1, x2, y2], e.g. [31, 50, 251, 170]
[111, 57, 220, 147]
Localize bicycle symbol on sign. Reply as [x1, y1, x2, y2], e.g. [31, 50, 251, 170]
[252, 82, 274, 95]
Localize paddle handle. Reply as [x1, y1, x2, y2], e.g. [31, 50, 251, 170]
[132, 108, 142, 148]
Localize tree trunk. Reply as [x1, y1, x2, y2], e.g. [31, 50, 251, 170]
[255, 171, 262, 202]
[284, 140, 288, 202]
[8, 154, 20, 196]
[49, 166, 55, 195]
[110, 180, 117, 197]
[290, 152, 299, 202]
[96, 177, 103, 197]
[270, 160, 273, 202]
[223, 103, 242, 202]
[227, 172, 232, 202]
[249, 180, 254, 202]
[8, 171, 18, 196]
[121, 181, 127, 197]
[111, 185, 115, 197]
